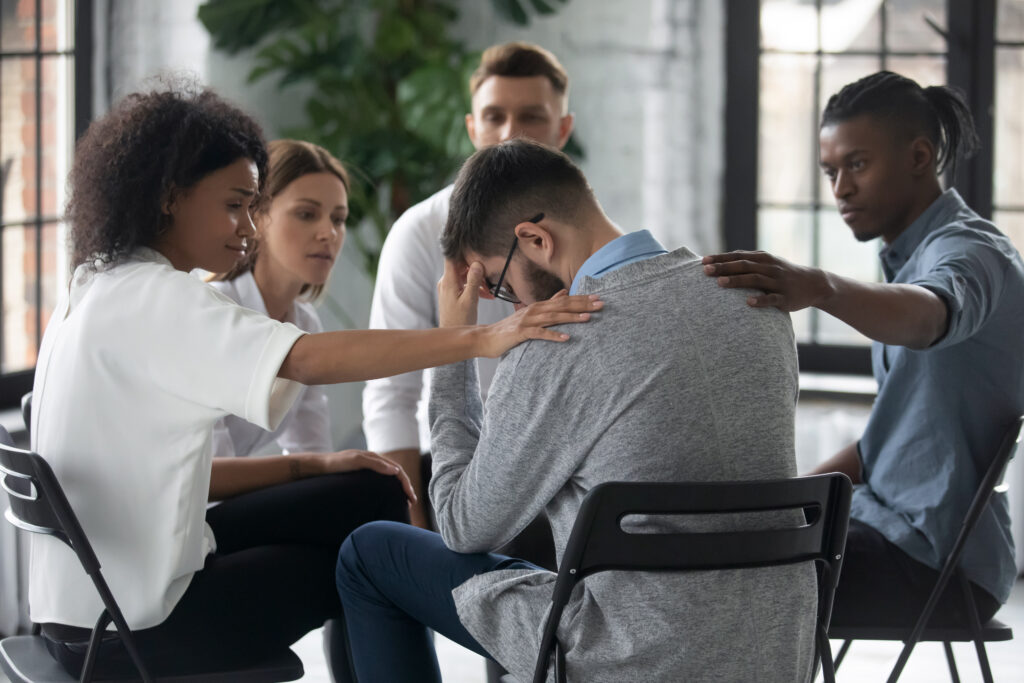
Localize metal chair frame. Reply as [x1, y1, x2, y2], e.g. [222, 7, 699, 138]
[830, 416, 1022, 683]
[0, 426, 303, 683]
[530, 473, 853, 683]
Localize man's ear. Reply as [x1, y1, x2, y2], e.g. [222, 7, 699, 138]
[909, 135, 936, 177]
[515, 219, 556, 266]
[465, 113, 478, 148]
[556, 112, 575, 150]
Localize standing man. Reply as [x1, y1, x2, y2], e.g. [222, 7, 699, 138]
[704, 71, 1023, 626]
[363, 42, 575, 531]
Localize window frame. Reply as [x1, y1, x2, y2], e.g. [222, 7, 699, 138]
[0, 0, 92, 409]
[724, 0, 998, 375]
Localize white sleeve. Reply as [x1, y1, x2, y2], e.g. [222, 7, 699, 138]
[362, 204, 444, 453]
[140, 271, 305, 431]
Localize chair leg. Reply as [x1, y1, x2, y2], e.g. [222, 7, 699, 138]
[887, 641, 915, 683]
[959, 574, 994, 683]
[81, 610, 113, 683]
[816, 624, 836, 683]
[554, 641, 567, 683]
[943, 641, 961, 683]
[833, 639, 852, 671]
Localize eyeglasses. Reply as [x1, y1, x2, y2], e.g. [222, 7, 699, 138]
[486, 213, 544, 304]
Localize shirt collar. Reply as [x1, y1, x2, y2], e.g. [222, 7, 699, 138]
[879, 188, 967, 281]
[569, 230, 668, 294]
[233, 270, 297, 324]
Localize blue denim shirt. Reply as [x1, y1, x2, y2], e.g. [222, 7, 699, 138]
[853, 189, 1023, 603]
[569, 230, 668, 294]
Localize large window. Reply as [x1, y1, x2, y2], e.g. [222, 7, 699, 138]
[726, 0, 1015, 374]
[995, 0, 1024, 244]
[0, 0, 89, 407]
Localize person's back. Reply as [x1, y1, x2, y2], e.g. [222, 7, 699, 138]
[336, 138, 816, 683]
[433, 247, 816, 682]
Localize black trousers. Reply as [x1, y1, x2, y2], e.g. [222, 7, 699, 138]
[43, 470, 409, 679]
[829, 519, 1001, 629]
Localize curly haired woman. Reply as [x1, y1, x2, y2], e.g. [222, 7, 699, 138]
[27, 82, 600, 680]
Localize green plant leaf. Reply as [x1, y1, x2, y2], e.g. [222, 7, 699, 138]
[199, 0, 575, 276]
[528, 0, 558, 15]
[488, 0, 530, 26]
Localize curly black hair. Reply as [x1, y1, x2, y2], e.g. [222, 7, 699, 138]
[66, 81, 268, 268]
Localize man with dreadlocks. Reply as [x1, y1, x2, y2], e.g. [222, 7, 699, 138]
[704, 71, 1023, 626]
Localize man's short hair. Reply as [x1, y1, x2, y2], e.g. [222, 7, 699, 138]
[442, 139, 594, 261]
[469, 42, 569, 97]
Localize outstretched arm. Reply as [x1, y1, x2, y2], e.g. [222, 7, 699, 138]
[278, 291, 602, 385]
[702, 251, 947, 349]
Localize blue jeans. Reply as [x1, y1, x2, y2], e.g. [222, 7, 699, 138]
[335, 521, 541, 682]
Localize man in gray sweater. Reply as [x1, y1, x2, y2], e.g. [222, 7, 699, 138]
[336, 139, 817, 682]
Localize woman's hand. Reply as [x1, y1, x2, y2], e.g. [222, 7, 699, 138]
[304, 450, 417, 505]
[477, 290, 603, 357]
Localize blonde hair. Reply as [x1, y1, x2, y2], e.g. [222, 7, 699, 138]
[213, 139, 349, 301]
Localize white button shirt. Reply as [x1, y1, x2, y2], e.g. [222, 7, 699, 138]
[29, 249, 304, 629]
[209, 271, 332, 457]
[363, 185, 514, 453]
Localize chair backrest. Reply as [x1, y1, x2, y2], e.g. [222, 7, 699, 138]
[938, 415, 1022, 582]
[533, 474, 852, 683]
[21, 392, 31, 436]
[0, 428, 103, 575]
[551, 474, 852, 608]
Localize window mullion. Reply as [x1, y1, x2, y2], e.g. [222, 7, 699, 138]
[948, 0, 996, 218]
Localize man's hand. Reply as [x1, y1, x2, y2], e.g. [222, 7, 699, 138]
[438, 258, 486, 327]
[702, 250, 833, 312]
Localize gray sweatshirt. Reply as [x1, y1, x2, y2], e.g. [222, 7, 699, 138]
[429, 247, 817, 682]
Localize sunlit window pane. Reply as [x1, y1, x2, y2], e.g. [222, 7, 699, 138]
[888, 0, 947, 52]
[758, 208, 814, 342]
[760, 54, 818, 205]
[995, 211, 1024, 251]
[994, 47, 1024, 220]
[41, 0, 74, 52]
[0, 5, 75, 376]
[997, 0, 1024, 42]
[886, 55, 946, 88]
[821, 0, 882, 52]
[761, 0, 821, 53]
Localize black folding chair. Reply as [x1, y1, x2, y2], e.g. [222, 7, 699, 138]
[21, 391, 31, 434]
[830, 416, 1021, 683]
[0, 426, 304, 683]
[529, 474, 853, 683]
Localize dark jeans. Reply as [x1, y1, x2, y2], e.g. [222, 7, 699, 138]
[830, 519, 1001, 629]
[43, 470, 408, 680]
[420, 452, 555, 682]
[335, 520, 540, 683]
